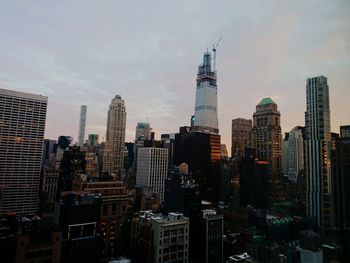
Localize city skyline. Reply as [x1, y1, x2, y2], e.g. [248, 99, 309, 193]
[0, 1, 349, 152]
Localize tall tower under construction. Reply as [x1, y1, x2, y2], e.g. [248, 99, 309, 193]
[193, 51, 219, 134]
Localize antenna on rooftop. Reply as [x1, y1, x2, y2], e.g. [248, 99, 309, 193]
[212, 36, 222, 72]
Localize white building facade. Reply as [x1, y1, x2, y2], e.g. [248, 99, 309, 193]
[78, 105, 87, 146]
[282, 127, 304, 182]
[136, 148, 168, 202]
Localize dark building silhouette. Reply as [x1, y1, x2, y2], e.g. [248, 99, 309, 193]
[43, 139, 57, 166]
[333, 132, 350, 261]
[200, 209, 224, 263]
[251, 236, 280, 263]
[164, 168, 201, 216]
[161, 134, 175, 167]
[220, 158, 240, 206]
[252, 98, 282, 181]
[54, 192, 102, 263]
[0, 213, 61, 263]
[124, 142, 134, 170]
[164, 166, 203, 263]
[240, 148, 271, 209]
[57, 146, 86, 197]
[297, 230, 323, 262]
[174, 127, 221, 202]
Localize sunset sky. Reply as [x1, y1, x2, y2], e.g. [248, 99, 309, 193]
[1, 0, 349, 153]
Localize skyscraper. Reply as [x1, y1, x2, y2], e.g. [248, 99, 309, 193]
[78, 105, 87, 146]
[105, 95, 126, 178]
[193, 51, 219, 134]
[231, 118, 252, 157]
[305, 75, 333, 234]
[252, 97, 282, 180]
[174, 128, 221, 202]
[136, 147, 168, 202]
[135, 122, 151, 142]
[282, 127, 304, 182]
[0, 88, 47, 215]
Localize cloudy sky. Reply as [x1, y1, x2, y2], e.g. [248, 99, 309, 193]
[1, 0, 349, 153]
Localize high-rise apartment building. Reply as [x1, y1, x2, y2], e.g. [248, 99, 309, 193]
[135, 122, 151, 141]
[136, 148, 168, 202]
[252, 97, 282, 180]
[282, 127, 304, 182]
[105, 95, 126, 178]
[193, 51, 219, 134]
[305, 75, 333, 235]
[0, 88, 47, 215]
[231, 118, 252, 157]
[78, 105, 87, 146]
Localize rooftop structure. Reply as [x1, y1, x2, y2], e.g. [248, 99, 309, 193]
[257, 97, 275, 106]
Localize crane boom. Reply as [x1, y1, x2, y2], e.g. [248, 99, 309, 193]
[212, 36, 222, 72]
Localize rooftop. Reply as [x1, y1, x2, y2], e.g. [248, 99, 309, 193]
[138, 211, 188, 223]
[257, 97, 276, 106]
[0, 88, 48, 102]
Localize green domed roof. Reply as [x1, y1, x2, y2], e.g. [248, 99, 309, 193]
[258, 97, 275, 105]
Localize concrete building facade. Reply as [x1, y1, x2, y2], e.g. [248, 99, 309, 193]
[131, 211, 189, 263]
[0, 88, 47, 215]
[252, 97, 282, 181]
[282, 127, 304, 182]
[105, 95, 126, 178]
[231, 118, 252, 157]
[136, 148, 168, 202]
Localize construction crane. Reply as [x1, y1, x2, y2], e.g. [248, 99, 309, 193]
[212, 36, 222, 72]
